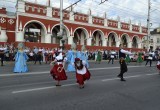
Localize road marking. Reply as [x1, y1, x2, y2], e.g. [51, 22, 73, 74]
[12, 83, 77, 94]
[1, 66, 145, 77]
[12, 86, 56, 94]
[0, 71, 150, 89]
[102, 73, 158, 82]
[12, 73, 158, 94]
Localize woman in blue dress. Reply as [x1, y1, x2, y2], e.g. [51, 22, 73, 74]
[13, 43, 29, 73]
[81, 45, 89, 68]
[66, 43, 77, 72]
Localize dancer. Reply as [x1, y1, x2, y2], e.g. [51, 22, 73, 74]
[50, 50, 67, 86]
[81, 45, 89, 68]
[0, 45, 5, 66]
[66, 43, 77, 72]
[145, 51, 153, 67]
[74, 58, 91, 89]
[137, 52, 143, 65]
[108, 49, 116, 64]
[157, 56, 160, 75]
[117, 44, 131, 81]
[96, 50, 102, 64]
[125, 54, 131, 65]
[13, 43, 29, 73]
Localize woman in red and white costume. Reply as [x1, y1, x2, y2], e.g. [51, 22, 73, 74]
[74, 58, 91, 89]
[157, 57, 160, 75]
[50, 51, 67, 86]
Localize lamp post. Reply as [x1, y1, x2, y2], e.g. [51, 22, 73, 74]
[146, 0, 151, 51]
[57, 0, 65, 50]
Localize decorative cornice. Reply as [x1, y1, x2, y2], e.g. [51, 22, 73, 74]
[17, 12, 147, 36]
[0, 14, 16, 18]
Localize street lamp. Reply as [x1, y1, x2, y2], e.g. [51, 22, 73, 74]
[57, 0, 66, 50]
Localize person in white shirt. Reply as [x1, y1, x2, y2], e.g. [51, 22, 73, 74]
[108, 49, 116, 64]
[145, 51, 153, 67]
[0, 46, 5, 66]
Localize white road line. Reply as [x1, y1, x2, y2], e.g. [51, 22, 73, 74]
[102, 73, 158, 82]
[1, 66, 144, 77]
[0, 71, 49, 77]
[12, 83, 77, 94]
[12, 73, 158, 94]
[12, 86, 56, 94]
[146, 73, 158, 76]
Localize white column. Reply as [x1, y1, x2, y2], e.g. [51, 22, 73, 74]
[128, 19, 132, 31]
[87, 38, 92, 46]
[116, 41, 120, 47]
[68, 36, 73, 45]
[104, 12, 108, 27]
[88, 9, 92, 24]
[117, 16, 121, 29]
[88, 16, 92, 24]
[104, 19, 108, 27]
[128, 42, 132, 48]
[81, 35, 84, 45]
[139, 22, 142, 33]
[138, 40, 142, 48]
[102, 38, 107, 46]
[46, 7, 52, 17]
[16, 31, 24, 42]
[17, 0, 25, 12]
[45, 34, 51, 43]
[138, 43, 141, 48]
[0, 30, 8, 42]
[69, 11, 74, 21]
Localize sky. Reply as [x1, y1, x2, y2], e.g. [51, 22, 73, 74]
[0, 0, 160, 30]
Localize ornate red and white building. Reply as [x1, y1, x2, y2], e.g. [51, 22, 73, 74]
[0, 0, 147, 51]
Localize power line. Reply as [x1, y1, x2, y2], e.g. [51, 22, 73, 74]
[99, 0, 108, 5]
[75, 2, 148, 19]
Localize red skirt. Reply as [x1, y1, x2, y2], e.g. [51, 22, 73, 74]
[50, 64, 67, 81]
[76, 68, 91, 85]
[157, 65, 160, 70]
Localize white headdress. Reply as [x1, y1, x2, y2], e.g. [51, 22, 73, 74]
[17, 43, 24, 49]
[58, 48, 62, 53]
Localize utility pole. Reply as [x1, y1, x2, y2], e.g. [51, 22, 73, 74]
[59, 0, 63, 37]
[58, 0, 81, 49]
[147, 0, 151, 51]
[57, 0, 64, 49]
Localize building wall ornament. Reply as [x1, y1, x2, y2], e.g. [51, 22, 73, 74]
[8, 19, 14, 25]
[0, 17, 6, 23]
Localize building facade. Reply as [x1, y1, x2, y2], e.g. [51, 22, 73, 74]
[150, 28, 160, 50]
[0, 0, 147, 51]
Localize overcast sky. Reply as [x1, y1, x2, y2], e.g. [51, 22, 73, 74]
[0, 0, 160, 30]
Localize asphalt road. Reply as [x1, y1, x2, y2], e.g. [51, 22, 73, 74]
[0, 61, 160, 110]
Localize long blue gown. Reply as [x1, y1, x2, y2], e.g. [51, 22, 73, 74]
[81, 51, 89, 68]
[13, 51, 29, 73]
[76, 51, 82, 59]
[66, 50, 76, 72]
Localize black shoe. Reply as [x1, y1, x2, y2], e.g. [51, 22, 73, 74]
[56, 84, 61, 86]
[121, 78, 126, 81]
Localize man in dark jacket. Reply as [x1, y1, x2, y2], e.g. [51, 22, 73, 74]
[117, 44, 131, 81]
